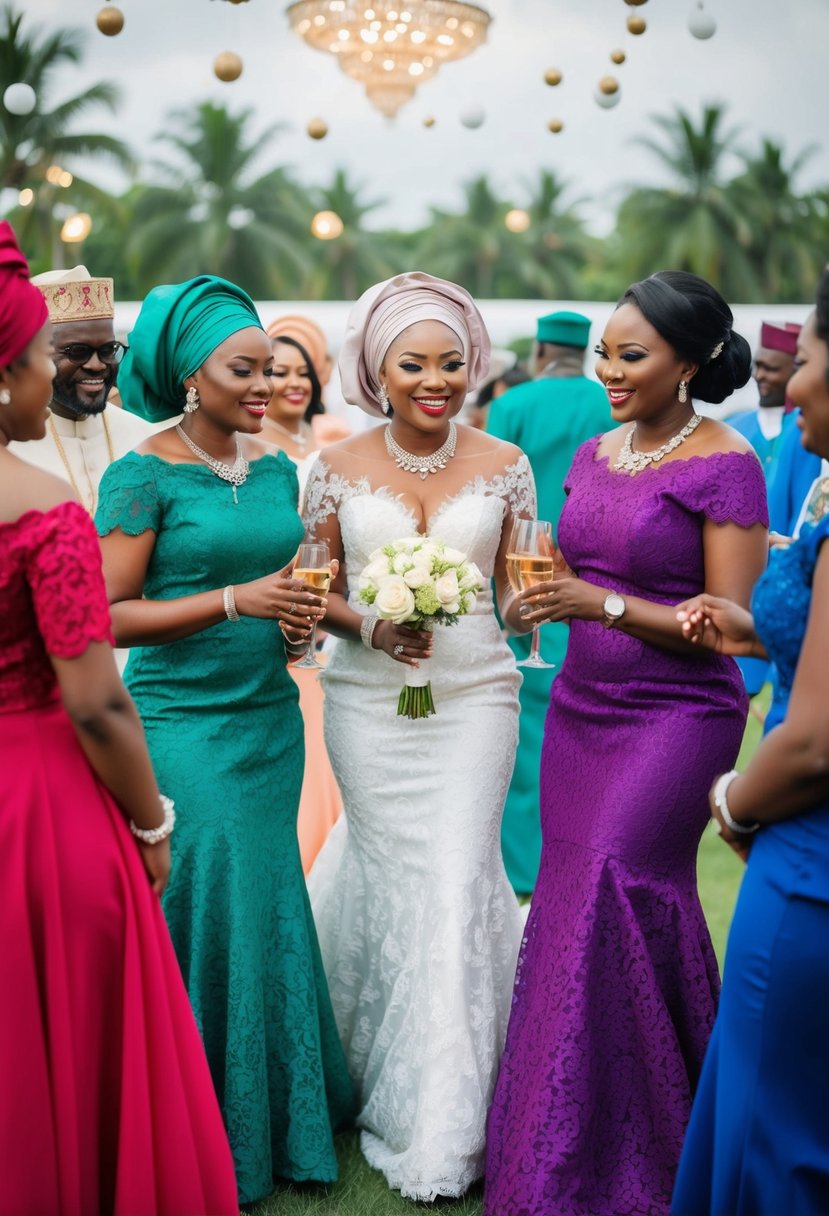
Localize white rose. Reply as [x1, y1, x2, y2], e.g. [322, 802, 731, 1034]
[359, 557, 391, 590]
[413, 541, 438, 564]
[403, 565, 431, 589]
[434, 570, 460, 606]
[442, 546, 466, 567]
[392, 552, 414, 575]
[442, 600, 460, 615]
[458, 562, 483, 593]
[463, 592, 477, 613]
[392, 536, 421, 553]
[374, 575, 416, 624]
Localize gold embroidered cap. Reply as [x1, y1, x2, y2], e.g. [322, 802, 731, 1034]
[32, 265, 114, 323]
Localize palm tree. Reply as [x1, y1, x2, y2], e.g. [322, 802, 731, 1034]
[729, 139, 818, 303]
[610, 104, 759, 299]
[0, 5, 132, 267]
[416, 177, 521, 298]
[126, 102, 315, 298]
[517, 170, 591, 298]
[305, 169, 400, 300]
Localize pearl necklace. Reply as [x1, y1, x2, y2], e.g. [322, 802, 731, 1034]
[384, 421, 458, 480]
[614, 414, 702, 475]
[265, 417, 312, 454]
[175, 424, 249, 503]
[48, 411, 115, 516]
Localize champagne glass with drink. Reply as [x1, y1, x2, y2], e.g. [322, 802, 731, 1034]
[507, 519, 556, 669]
[292, 541, 332, 671]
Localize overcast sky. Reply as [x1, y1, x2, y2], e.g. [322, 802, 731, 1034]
[17, 0, 829, 234]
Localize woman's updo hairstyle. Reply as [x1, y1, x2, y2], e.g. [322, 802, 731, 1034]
[621, 270, 751, 404]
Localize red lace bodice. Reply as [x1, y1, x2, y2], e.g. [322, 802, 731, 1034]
[0, 500, 114, 713]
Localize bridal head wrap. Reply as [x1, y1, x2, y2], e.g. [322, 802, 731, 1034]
[0, 222, 49, 368]
[266, 313, 331, 387]
[119, 275, 263, 422]
[338, 271, 491, 416]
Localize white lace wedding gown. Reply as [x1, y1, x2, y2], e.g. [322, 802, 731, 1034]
[302, 454, 534, 1200]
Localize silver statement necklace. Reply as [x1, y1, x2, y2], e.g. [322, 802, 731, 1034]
[384, 421, 458, 480]
[175, 424, 250, 503]
[614, 414, 703, 475]
[266, 417, 312, 454]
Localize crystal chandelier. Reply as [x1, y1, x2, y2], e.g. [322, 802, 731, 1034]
[286, 0, 492, 118]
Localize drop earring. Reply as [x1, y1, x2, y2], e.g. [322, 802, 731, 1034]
[184, 386, 200, 413]
[0, 389, 10, 405]
[678, 380, 688, 404]
[377, 384, 391, 415]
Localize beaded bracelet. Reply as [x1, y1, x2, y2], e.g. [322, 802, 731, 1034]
[711, 770, 760, 836]
[360, 614, 379, 650]
[223, 584, 240, 622]
[130, 794, 176, 845]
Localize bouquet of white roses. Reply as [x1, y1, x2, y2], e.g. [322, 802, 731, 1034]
[358, 537, 483, 718]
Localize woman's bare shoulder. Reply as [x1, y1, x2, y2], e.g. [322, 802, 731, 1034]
[696, 417, 757, 457]
[0, 450, 79, 521]
[457, 424, 526, 470]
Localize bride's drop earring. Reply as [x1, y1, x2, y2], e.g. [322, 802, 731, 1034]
[678, 380, 688, 404]
[378, 384, 391, 415]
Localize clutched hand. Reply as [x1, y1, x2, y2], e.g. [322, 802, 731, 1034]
[372, 619, 434, 667]
[233, 558, 338, 639]
[518, 575, 605, 625]
[675, 594, 757, 655]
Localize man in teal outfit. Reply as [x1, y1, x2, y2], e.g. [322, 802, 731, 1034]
[487, 310, 612, 894]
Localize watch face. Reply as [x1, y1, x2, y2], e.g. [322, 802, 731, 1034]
[604, 593, 625, 619]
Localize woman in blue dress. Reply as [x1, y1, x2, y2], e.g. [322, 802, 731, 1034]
[672, 266, 829, 1214]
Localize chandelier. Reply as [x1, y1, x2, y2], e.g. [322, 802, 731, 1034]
[286, 0, 492, 118]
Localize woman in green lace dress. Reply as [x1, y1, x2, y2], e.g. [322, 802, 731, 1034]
[95, 276, 354, 1205]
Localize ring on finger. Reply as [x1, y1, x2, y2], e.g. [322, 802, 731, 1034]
[393, 644, 404, 656]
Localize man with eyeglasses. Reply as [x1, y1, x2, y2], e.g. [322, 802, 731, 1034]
[9, 265, 150, 514]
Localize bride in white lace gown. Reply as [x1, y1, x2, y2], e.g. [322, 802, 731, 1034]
[302, 273, 535, 1200]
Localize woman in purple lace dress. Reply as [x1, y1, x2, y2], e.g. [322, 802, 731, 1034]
[484, 272, 769, 1216]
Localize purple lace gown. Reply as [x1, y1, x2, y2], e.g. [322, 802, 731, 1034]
[484, 438, 768, 1216]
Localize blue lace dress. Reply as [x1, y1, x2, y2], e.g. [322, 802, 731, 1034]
[673, 516, 829, 1215]
[96, 451, 354, 1205]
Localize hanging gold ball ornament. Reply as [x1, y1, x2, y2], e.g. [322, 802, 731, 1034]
[213, 52, 243, 82]
[547, 118, 564, 133]
[610, 49, 626, 64]
[624, 0, 648, 5]
[422, 116, 436, 128]
[543, 68, 563, 86]
[599, 75, 620, 95]
[96, 6, 124, 36]
[306, 117, 329, 140]
[626, 14, 647, 34]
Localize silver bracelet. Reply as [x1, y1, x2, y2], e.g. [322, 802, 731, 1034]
[712, 770, 759, 836]
[223, 584, 240, 622]
[130, 794, 176, 845]
[360, 613, 379, 650]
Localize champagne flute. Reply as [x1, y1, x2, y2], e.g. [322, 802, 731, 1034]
[506, 519, 556, 670]
[292, 541, 332, 671]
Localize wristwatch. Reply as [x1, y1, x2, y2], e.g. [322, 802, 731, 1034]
[602, 592, 626, 629]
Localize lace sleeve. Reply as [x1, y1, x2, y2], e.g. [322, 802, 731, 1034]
[671, 450, 769, 528]
[95, 451, 162, 538]
[26, 502, 115, 658]
[302, 457, 363, 539]
[494, 453, 537, 517]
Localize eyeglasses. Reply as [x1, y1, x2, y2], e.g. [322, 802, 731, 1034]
[57, 341, 127, 366]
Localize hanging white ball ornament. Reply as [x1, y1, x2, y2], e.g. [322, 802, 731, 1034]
[594, 87, 621, 109]
[3, 83, 36, 115]
[459, 105, 485, 129]
[688, 3, 716, 38]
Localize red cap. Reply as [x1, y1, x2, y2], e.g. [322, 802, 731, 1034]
[0, 222, 48, 368]
[759, 321, 800, 356]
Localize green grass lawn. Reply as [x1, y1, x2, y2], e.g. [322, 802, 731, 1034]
[253, 692, 769, 1215]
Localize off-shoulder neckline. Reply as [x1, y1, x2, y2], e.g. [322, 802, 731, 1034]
[119, 448, 294, 472]
[0, 498, 88, 533]
[589, 434, 759, 476]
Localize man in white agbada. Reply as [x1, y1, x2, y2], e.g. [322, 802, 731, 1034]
[9, 266, 151, 513]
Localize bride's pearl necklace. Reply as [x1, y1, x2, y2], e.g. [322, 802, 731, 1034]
[384, 421, 458, 480]
[614, 413, 702, 475]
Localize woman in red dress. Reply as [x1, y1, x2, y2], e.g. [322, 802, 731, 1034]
[0, 226, 238, 1215]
